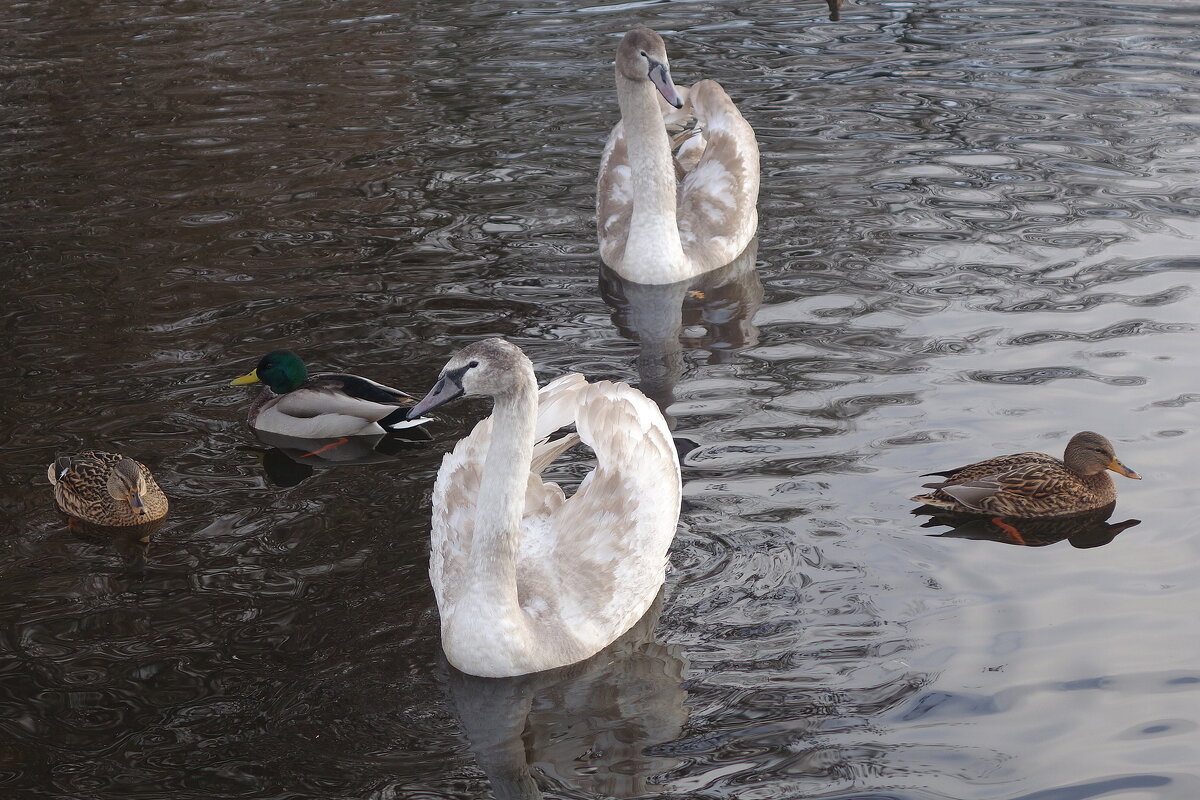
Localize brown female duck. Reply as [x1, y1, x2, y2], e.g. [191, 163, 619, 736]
[48, 450, 168, 526]
[911, 431, 1140, 518]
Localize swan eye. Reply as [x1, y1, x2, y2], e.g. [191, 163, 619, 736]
[468, 360, 479, 368]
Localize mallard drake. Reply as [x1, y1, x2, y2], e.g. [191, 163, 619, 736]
[230, 350, 431, 438]
[911, 431, 1140, 518]
[47, 450, 168, 526]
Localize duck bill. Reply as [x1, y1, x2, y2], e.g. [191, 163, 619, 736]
[406, 375, 464, 419]
[648, 62, 683, 109]
[1107, 458, 1141, 480]
[231, 369, 261, 386]
[129, 493, 147, 516]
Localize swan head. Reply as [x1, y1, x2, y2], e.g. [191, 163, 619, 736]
[616, 28, 683, 109]
[406, 338, 529, 418]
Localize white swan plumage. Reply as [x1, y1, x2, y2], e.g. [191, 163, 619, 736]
[598, 28, 760, 285]
[407, 338, 682, 678]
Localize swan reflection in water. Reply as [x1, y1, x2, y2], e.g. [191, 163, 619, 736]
[447, 597, 686, 799]
[599, 239, 761, 428]
[242, 428, 432, 488]
[914, 502, 1141, 549]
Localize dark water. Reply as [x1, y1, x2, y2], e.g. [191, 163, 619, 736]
[4, 0, 1200, 797]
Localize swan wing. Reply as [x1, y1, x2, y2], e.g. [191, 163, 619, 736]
[677, 80, 760, 273]
[429, 373, 589, 600]
[597, 120, 634, 267]
[520, 381, 681, 655]
[429, 414, 490, 605]
[674, 126, 707, 175]
[531, 373, 588, 440]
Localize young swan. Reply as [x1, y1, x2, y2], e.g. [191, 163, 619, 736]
[912, 431, 1141, 518]
[48, 450, 169, 526]
[407, 338, 682, 677]
[597, 28, 760, 285]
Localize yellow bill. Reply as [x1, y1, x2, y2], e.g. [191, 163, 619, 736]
[1107, 457, 1141, 480]
[231, 369, 261, 386]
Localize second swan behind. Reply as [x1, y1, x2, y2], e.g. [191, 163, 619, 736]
[598, 28, 760, 285]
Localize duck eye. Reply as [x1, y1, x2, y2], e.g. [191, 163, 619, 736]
[640, 50, 647, 57]
[468, 360, 479, 369]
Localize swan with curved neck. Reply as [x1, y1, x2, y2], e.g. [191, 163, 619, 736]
[407, 338, 681, 677]
[598, 28, 759, 285]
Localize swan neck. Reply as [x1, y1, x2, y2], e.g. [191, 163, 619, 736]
[472, 369, 539, 605]
[616, 73, 681, 253]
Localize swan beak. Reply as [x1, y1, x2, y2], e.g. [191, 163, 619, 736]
[231, 369, 261, 386]
[1107, 458, 1141, 480]
[407, 374, 465, 419]
[648, 62, 683, 109]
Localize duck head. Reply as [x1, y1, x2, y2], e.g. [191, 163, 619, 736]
[1063, 431, 1141, 480]
[231, 350, 309, 394]
[107, 458, 151, 517]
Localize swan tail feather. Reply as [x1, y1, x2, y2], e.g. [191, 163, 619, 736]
[530, 433, 581, 475]
[534, 373, 587, 440]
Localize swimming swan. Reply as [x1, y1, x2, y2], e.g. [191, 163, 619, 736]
[598, 28, 760, 285]
[407, 338, 682, 677]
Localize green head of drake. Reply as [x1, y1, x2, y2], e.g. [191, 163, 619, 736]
[231, 350, 309, 394]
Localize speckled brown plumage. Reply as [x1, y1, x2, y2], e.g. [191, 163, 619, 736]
[911, 431, 1140, 518]
[47, 450, 168, 527]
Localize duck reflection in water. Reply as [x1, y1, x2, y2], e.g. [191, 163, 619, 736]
[447, 596, 686, 800]
[914, 502, 1141, 549]
[66, 517, 164, 574]
[243, 428, 432, 488]
[599, 238, 761, 430]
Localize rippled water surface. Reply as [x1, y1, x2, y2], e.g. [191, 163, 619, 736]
[4, 0, 1200, 797]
